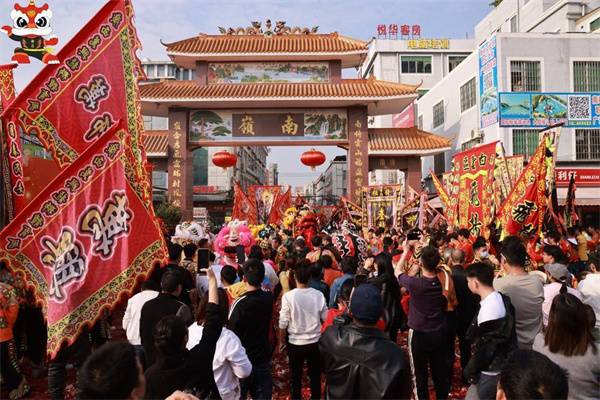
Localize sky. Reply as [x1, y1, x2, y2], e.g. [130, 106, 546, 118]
[0, 0, 493, 187]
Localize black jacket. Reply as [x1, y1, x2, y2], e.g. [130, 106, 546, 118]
[140, 293, 191, 367]
[144, 303, 223, 399]
[463, 293, 518, 383]
[319, 323, 411, 399]
[148, 264, 196, 307]
[228, 289, 273, 365]
[451, 265, 479, 324]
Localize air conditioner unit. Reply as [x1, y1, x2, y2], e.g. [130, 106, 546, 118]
[471, 128, 484, 140]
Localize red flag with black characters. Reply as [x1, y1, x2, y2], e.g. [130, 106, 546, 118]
[0, 121, 167, 358]
[497, 134, 548, 242]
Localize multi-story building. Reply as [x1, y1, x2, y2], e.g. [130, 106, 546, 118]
[360, 36, 476, 128]
[416, 0, 600, 225]
[368, 170, 403, 186]
[359, 33, 475, 192]
[141, 59, 268, 222]
[267, 163, 279, 186]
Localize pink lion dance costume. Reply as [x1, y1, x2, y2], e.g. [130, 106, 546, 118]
[214, 220, 256, 257]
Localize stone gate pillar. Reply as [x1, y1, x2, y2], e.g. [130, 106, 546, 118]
[167, 107, 194, 220]
[348, 107, 369, 205]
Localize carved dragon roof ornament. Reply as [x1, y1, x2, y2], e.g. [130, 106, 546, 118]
[218, 20, 319, 36]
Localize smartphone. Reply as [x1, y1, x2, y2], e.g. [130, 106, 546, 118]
[236, 244, 246, 264]
[224, 246, 237, 255]
[197, 248, 210, 272]
[354, 274, 368, 288]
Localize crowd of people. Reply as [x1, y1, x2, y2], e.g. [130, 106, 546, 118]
[1, 222, 600, 400]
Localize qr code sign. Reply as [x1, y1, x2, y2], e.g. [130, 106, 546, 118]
[483, 71, 494, 92]
[568, 95, 591, 120]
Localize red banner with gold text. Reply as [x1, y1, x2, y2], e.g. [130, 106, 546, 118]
[453, 142, 498, 240]
[0, 122, 167, 358]
[0, 64, 26, 217]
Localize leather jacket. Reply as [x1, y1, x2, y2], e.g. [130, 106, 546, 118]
[319, 323, 411, 399]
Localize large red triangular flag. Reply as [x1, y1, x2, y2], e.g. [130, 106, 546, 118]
[0, 121, 167, 358]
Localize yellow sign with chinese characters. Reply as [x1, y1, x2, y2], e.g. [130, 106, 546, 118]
[407, 38, 450, 49]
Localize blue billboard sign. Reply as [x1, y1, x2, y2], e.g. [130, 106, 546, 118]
[499, 92, 600, 128]
[479, 36, 498, 128]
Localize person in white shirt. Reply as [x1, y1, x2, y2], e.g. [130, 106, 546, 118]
[542, 263, 582, 326]
[278, 258, 328, 400]
[248, 245, 279, 289]
[187, 288, 251, 400]
[465, 262, 517, 400]
[122, 280, 159, 368]
[578, 253, 600, 329]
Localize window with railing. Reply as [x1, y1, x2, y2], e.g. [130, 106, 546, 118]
[576, 129, 600, 160]
[460, 77, 477, 112]
[510, 16, 517, 32]
[510, 61, 541, 92]
[418, 115, 423, 130]
[512, 129, 540, 159]
[573, 61, 600, 92]
[433, 101, 444, 128]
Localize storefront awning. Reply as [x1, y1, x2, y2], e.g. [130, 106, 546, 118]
[557, 187, 600, 206]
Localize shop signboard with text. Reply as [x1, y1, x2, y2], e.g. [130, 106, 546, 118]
[498, 93, 600, 128]
[479, 36, 498, 128]
[555, 168, 600, 187]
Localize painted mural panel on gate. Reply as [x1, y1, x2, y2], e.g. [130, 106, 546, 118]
[208, 62, 330, 84]
[189, 109, 347, 142]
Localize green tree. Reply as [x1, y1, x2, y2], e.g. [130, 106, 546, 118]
[489, 0, 503, 6]
[155, 199, 182, 231]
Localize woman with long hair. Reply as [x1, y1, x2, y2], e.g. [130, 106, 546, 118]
[533, 292, 599, 399]
[278, 255, 297, 296]
[187, 289, 252, 400]
[368, 252, 403, 342]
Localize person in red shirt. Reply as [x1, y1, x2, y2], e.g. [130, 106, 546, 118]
[457, 228, 474, 263]
[321, 279, 385, 333]
[586, 225, 599, 252]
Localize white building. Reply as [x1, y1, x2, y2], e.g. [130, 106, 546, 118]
[416, 0, 600, 225]
[360, 38, 476, 128]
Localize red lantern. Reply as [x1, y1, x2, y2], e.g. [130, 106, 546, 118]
[212, 150, 238, 171]
[301, 148, 326, 171]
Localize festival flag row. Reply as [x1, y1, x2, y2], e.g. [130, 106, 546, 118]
[431, 125, 562, 243]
